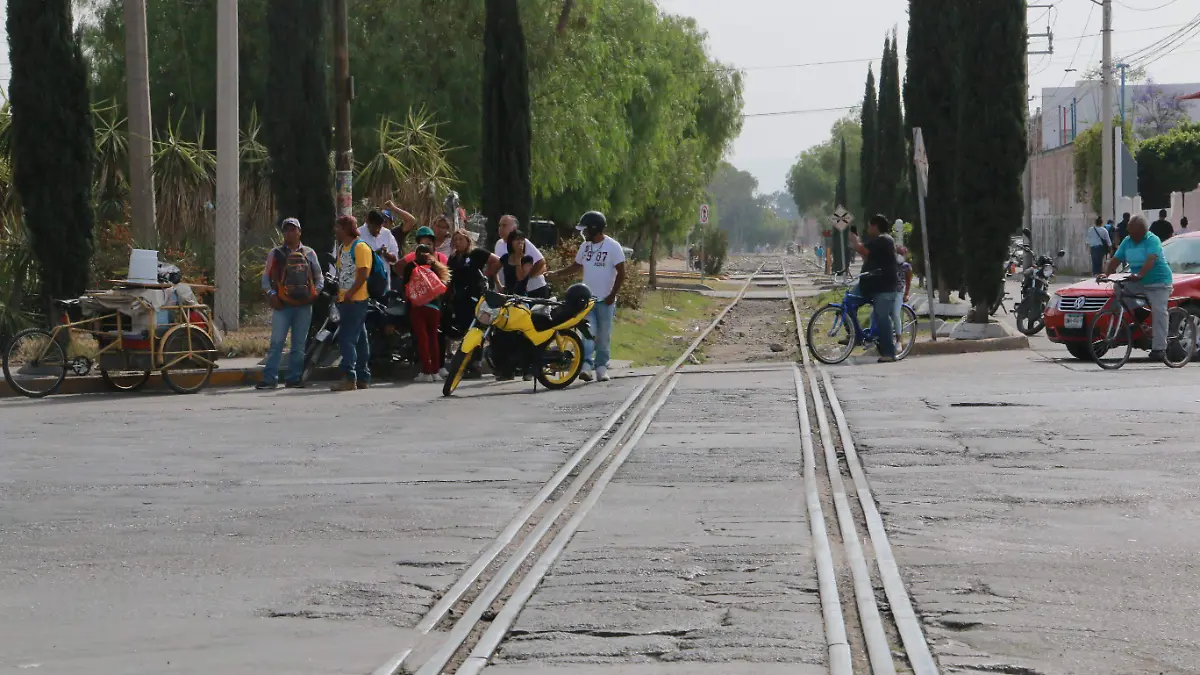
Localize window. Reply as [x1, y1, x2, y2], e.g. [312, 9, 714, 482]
[1163, 237, 1200, 274]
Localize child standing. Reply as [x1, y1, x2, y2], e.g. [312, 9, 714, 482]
[402, 244, 451, 382]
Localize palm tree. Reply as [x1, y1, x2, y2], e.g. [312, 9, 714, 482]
[358, 107, 459, 231]
[153, 110, 214, 247]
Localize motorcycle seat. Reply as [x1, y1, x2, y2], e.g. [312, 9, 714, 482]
[532, 312, 559, 331]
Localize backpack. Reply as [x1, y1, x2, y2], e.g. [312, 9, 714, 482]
[353, 239, 390, 300]
[406, 264, 447, 307]
[274, 247, 318, 305]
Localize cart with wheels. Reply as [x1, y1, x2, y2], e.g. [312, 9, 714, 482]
[2, 283, 221, 398]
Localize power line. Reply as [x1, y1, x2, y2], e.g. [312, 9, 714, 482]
[1115, 0, 1182, 11]
[741, 105, 856, 119]
[1052, 0, 1095, 92]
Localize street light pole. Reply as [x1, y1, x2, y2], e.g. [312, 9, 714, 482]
[124, 0, 157, 249]
[1100, 0, 1115, 223]
[215, 0, 240, 331]
[332, 0, 354, 217]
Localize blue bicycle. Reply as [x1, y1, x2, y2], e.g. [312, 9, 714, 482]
[805, 276, 918, 364]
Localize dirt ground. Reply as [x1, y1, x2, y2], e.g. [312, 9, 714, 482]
[700, 299, 799, 364]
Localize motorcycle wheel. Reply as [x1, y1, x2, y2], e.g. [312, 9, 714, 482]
[302, 340, 331, 383]
[443, 348, 474, 397]
[1015, 300, 1046, 336]
[536, 331, 584, 391]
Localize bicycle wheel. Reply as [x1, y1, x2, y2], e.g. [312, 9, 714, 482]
[1086, 308, 1132, 370]
[896, 305, 919, 360]
[3, 328, 68, 398]
[100, 369, 152, 392]
[1164, 308, 1196, 369]
[806, 305, 855, 365]
[159, 326, 216, 394]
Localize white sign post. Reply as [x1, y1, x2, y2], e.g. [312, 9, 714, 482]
[913, 127, 938, 342]
[828, 205, 853, 277]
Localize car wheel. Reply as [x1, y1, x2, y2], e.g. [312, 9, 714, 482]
[1066, 342, 1100, 361]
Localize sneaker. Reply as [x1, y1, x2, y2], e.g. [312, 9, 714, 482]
[330, 379, 357, 392]
[877, 356, 897, 363]
[495, 373, 516, 382]
[284, 381, 306, 389]
[465, 368, 483, 380]
[255, 381, 278, 391]
[523, 373, 533, 381]
[579, 368, 595, 383]
[356, 380, 371, 390]
[1148, 350, 1165, 362]
[439, 367, 449, 379]
[596, 366, 610, 382]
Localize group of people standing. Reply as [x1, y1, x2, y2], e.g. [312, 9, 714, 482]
[1088, 209, 1188, 276]
[255, 206, 626, 390]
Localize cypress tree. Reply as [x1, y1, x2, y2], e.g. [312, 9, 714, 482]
[860, 67, 878, 220]
[7, 0, 95, 311]
[482, 0, 533, 248]
[905, 0, 964, 301]
[958, 0, 1027, 321]
[876, 33, 906, 221]
[265, 0, 335, 263]
[833, 136, 850, 272]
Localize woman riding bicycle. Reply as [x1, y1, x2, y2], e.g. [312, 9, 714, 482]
[1101, 214, 1173, 361]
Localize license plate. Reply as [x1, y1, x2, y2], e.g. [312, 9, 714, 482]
[316, 329, 331, 341]
[1064, 313, 1084, 329]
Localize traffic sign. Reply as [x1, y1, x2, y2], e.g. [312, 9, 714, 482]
[829, 205, 853, 232]
[913, 127, 929, 198]
[699, 204, 710, 225]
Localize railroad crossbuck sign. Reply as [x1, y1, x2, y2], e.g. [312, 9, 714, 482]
[699, 204, 710, 225]
[829, 205, 853, 232]
[914, 128, 930, 198]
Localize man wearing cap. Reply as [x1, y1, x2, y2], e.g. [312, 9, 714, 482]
[551, 211, 626, 382]
[258, 217, 323, 390]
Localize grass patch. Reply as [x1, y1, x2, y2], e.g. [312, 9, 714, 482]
[612, 289, 724, 366]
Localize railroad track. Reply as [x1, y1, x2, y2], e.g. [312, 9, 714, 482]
[371, 256, 938, 675]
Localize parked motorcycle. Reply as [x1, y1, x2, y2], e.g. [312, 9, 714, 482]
[1012, 229, 1066, 336]
[302, 275, 422, 382]
[443, 284, 595, 396]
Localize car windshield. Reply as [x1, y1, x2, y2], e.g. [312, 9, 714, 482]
[1163, 237, 1200, 274]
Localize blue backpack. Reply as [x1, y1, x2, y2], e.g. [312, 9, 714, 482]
[352, 239, 390, 300]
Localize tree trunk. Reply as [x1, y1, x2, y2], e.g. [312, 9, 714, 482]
[648, 215, 660, 290]
[556, 0, 574, 35]
[936, 273, 950, 304]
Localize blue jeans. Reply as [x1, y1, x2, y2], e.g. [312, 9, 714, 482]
[583, 301, 616, 370]
[262, 304, 314, 384]
[871, 292, 897, 358]
[1090, 245, 1107, 276]
[336, 301, 370, 382]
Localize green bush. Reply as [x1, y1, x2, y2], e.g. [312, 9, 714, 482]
[701, 226, 728, 276]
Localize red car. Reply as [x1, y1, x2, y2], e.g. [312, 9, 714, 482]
[1045, 230, 1200, 360]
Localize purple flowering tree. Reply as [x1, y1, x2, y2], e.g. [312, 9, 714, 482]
[1133, 79, 1192, 140]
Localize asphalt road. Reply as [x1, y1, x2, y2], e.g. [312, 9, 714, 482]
[0, 375, 641, 675]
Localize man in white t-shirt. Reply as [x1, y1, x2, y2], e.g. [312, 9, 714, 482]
[359, 210, 400, 283]
[552, 211, 626, 382]
[494, 214, 549, 297]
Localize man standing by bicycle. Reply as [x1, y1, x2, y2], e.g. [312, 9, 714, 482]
[849, 214, 899, 364]
[1102, 214, 1173, 361]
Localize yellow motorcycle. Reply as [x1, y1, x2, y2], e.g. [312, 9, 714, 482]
[443, 284, 595, 396]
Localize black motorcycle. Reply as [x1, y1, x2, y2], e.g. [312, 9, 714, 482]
[301, 275, 423, 382]
[1012, 231, 1066, 336]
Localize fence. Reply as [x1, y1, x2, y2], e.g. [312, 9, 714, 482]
[1032, 212, 1093, 275]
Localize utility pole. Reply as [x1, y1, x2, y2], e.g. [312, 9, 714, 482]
[333, 0, 354, 217]
[1026, 4, 1054, 250]
[215, 0, 239, 331]
[124, 0, 157, 250]
[1100, 0, 1115, 224]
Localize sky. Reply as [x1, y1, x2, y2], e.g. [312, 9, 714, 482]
[655, 0, 1200, 196]
[1, 1, 1198, 197]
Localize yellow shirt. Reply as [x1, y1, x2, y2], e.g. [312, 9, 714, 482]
[335, 241, 373, 302]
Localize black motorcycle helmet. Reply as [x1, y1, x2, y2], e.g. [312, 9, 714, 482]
[564, 282, 593, 309]
[577, 211, 607, 239]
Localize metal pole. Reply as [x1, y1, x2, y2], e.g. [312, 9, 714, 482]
[215, 0, 240, 331]
[1119, 63, 1127, 126]
[1101, 0, 1115, 224]
[333, 0, 354, 217]
[914, 128, 937, 342]
[124, 0, 157, 250]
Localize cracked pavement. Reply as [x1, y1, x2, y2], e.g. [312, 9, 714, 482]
[487, 369, 826, 674]
[833, 347, 1200, 675]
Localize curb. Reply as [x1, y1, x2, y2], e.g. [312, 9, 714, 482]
[0, 365, 342, 398]
[909, 334, 1029, 356]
